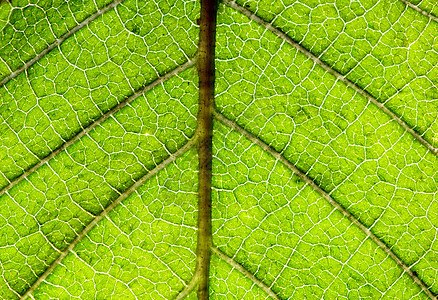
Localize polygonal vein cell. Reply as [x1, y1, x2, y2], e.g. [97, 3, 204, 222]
[211, 245, 280, 299]
[215, 4, 438, 295]
[0, 67, 198, 298]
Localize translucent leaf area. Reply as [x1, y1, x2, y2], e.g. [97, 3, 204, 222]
[33, 149, 198, 299]
[212, 121, 426, 299]
[0, 0, 437, 299]
[0, 0, 116, 80]
[0, 64, 198, 297]
[0, 0, 199, 188]
[232, 0, 438, 148]
[215, 4, 438, 295]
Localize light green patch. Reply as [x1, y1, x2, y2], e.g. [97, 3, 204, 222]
[32, 149, 198, 299]
[0, 67, 197, 296]
[232, 0, 438, 148]
[0, 0, 199, 191]
[215, 7, 438, 293]
[0, 0, 115, 81]
[212, 121, 426, 299]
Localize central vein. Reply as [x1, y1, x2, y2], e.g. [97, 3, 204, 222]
[195, 0, 218, 298]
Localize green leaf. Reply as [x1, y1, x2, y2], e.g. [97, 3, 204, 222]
[0, 0, 437, 299]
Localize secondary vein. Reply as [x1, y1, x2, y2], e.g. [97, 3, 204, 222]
[195, 0, 218, 298]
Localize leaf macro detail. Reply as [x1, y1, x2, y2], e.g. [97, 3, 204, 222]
[0, 0, 437, 299]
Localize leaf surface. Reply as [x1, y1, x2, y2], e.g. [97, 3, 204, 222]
[0, 0, 437, 299]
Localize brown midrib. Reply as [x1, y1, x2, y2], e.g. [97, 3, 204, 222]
[195, 0, 218, 298]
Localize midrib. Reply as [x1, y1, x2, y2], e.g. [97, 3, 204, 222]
[195, 0, 218, 298]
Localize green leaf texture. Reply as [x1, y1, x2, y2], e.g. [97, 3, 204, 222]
[0, 0, 437, 298]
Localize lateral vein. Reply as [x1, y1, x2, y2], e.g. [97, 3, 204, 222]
[174, 273, 199, 300]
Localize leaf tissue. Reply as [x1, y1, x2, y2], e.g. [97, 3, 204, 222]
[0, 0, 437, 298]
